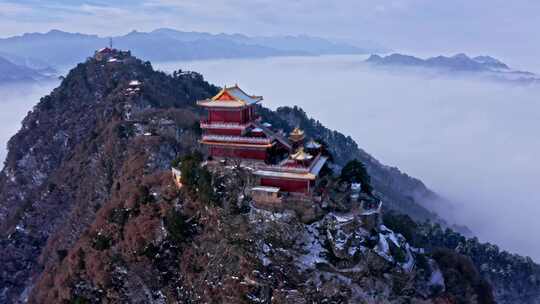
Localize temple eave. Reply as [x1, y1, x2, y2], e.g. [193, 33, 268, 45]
[200, 141, 273, 149]
[197, 100, 256, 108]
[254, 170, 317, 181]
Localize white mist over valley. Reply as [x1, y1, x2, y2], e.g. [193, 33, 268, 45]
[0, 81, 58, 167]
[157, 55, 540, 261]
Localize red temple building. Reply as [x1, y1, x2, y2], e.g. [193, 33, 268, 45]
[197, 84, 327, 195]
[254, 148, 328, 194]
[253, 127, 327, 194]
[198, 85, 290, 161]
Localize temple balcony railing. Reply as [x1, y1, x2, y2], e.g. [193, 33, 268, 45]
[200, 121, 249, 130]
[202, 134, 272, 145]
[256, 164, 310, 174]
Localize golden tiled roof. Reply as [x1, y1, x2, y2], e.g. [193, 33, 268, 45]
[198, 85, 263, 108]
[290, 127, 304, 136]
[290, 147, 313, 161]
[289, 127, 305, 142]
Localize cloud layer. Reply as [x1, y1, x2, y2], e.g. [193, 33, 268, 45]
[0, 81, 57, 168]
[156, 55, 540, 261]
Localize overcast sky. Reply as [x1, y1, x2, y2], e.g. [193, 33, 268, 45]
[1, 0, 540, 69]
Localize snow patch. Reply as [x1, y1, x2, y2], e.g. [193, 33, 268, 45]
[297, 222, 327, 270]
[428, 259, 446, 290]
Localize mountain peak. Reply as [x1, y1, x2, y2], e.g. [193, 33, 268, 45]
[47, 29, 68, 35]
[365, 52, 534, 83]
[366, 54, 382, 61]
[452, 53, 470, 60]
[0, 51, 220, 302]
[473, 55, 509, 69]
[366, 53, 424, 65]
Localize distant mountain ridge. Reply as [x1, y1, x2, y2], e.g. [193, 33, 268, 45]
[0, 29, 384, 68]
[0, 51, 57, 75]
[366, 53, 540, 84]
[0, 56, 54, 83]
[367, 53, 510, 71]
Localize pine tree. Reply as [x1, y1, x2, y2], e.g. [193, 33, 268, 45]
[340, 159, 373, 194]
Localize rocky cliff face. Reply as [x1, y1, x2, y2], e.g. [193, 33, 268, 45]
[0, 52, 536, 303]
[27, 161, 492, 304]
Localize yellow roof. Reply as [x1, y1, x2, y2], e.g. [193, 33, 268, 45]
[291, 147, 313, 161]
[254, 169, 317, 181]
[198, 84, 263, 108]
[254, 155, 328, 181]
[290, 127, 304, 136]
[289, 127, 305, 143]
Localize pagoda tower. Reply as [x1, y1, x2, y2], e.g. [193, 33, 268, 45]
[197, 85, 275, 160]
[289, 127, 305, 150]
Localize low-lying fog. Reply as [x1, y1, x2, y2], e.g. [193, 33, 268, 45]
[0, 81, 58, 168]
[158, 55, 540, 261]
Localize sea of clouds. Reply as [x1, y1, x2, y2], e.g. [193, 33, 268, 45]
[158, 55, 540, 261]
[0, 81, 57, 168]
